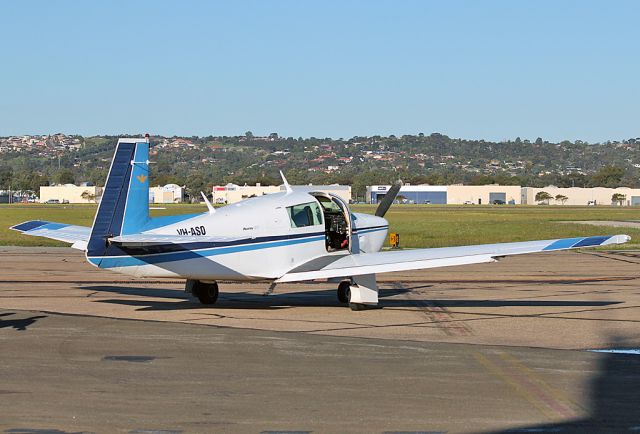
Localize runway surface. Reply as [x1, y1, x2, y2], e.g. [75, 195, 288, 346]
[1, 247, 640, 433]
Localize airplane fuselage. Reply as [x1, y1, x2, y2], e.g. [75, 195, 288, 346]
[86, 190, 388, 281]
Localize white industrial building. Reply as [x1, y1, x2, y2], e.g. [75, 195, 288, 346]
[367, 184, 521, 205]
[149, 184, 185, 203]
[367, 184, 640, 206]
[39, 183, 184, 204]
[211, 183, 352, 204]
[211, 183, 281, 204]
[40, 184, 103, 203]
[522, 186, 640, 206]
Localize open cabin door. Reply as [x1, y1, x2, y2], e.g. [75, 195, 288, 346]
[310, 192, 353, 253]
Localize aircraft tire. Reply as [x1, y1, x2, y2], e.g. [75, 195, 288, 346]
[337, 281, 351, 304]
[194, 281, 219, 305]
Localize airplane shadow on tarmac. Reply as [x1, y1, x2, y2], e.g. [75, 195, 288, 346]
[80, 284, 620, 311]
[0, 312, 47, 331]
[489, 337, 640, 434]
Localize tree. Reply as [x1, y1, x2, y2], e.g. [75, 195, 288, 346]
[80, 190, 96, 203]
[0, 165, 12, 188]
[591, 166, 624, 187]
[612, 193, 626, 206]
[54, 169, 75, 185]
[535, 191, 552, 204]
[555, 194, 568, 205]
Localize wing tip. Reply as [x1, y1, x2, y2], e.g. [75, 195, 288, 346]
[10, 220, 50, 232]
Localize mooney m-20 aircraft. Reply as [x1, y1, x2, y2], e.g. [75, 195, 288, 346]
[11, 137, 631, 310]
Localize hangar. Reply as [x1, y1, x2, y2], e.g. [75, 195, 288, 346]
[39, 183, 184, 204]
[40, 183, 102, 203]
[522, 186, 640, 206]
[367, 184, 521, 205]
[149, 184, 185, 203]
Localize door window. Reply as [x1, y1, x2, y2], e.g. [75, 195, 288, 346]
[287, 202, 323, 228]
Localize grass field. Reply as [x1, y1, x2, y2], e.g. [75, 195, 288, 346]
[0, 204, 207, 247]
[352, 205, 640, 249]
[2, 203, 640, 249]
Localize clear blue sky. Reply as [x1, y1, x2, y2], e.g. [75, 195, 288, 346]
[1, 0, 638, 142]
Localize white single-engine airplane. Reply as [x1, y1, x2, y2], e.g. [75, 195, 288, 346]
[11, 137, 631, 310]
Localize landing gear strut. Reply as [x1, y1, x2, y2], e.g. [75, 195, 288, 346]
[337, 280, 351, 304]
[342, 274, 381, 311]
[186, 280, 219, 305]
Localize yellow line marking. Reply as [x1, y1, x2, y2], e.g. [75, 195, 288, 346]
[500, 352, 584, 416]
[474, 352, 555, 420]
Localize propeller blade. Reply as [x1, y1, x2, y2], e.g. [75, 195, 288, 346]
[375, 181, 403, 217]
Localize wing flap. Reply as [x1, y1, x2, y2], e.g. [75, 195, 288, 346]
[276, 234, 631, 283]
[10, 220, 91, 249]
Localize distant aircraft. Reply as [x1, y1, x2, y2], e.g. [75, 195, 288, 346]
[11, 137, 631, 310]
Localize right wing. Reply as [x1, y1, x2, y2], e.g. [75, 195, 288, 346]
[276, 234, 631, 283]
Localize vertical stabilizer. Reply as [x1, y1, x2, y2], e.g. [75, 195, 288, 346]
[86, 137, 150, 261]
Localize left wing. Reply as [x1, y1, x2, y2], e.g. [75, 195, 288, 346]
[277, 234, 630, 283]
[10, 220, 91, 250]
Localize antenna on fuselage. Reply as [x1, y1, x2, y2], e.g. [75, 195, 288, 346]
[201, 191, 215, 214]
[280, 170, 293, 194]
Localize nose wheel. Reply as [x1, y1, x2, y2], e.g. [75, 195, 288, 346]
[337, 280, 351, 304]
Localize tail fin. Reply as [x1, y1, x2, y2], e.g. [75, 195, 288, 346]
[87, 137, 150, 259]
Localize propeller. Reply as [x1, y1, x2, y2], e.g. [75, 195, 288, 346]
[375, 180, 403, 217]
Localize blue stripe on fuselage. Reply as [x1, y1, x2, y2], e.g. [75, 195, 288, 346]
[89, 234, 326, 268]
[112, 225, 386, 256]
[89, 224, 388, 269]
[354, 226, 388, 235]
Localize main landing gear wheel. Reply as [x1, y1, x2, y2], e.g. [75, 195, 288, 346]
[337, 280, 351, 304]
[191, 280, 219, 305]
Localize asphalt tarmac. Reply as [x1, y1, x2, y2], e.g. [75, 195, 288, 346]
[1, 247, 639, 433]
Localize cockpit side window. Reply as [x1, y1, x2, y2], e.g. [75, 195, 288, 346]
[287, 202, 323, 228]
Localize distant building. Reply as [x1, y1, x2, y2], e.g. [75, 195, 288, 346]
[0, 191, 20, 204]
[366, 184, 640, 206]
[211, 183, 281, 204]
[281, 184, 352, 203]
[211, 183, 352, 204]
[522, 186, 640, 206]
[367, 185, 521, 205]
[149, 184, 185, 203]
[40, 184, 102, 204]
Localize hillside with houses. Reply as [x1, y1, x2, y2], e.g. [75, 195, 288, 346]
[1, 132, 640, 199]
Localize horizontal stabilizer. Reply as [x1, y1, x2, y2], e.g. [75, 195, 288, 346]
[10, 220, 91, 249]
[276, 234, 631, 283]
